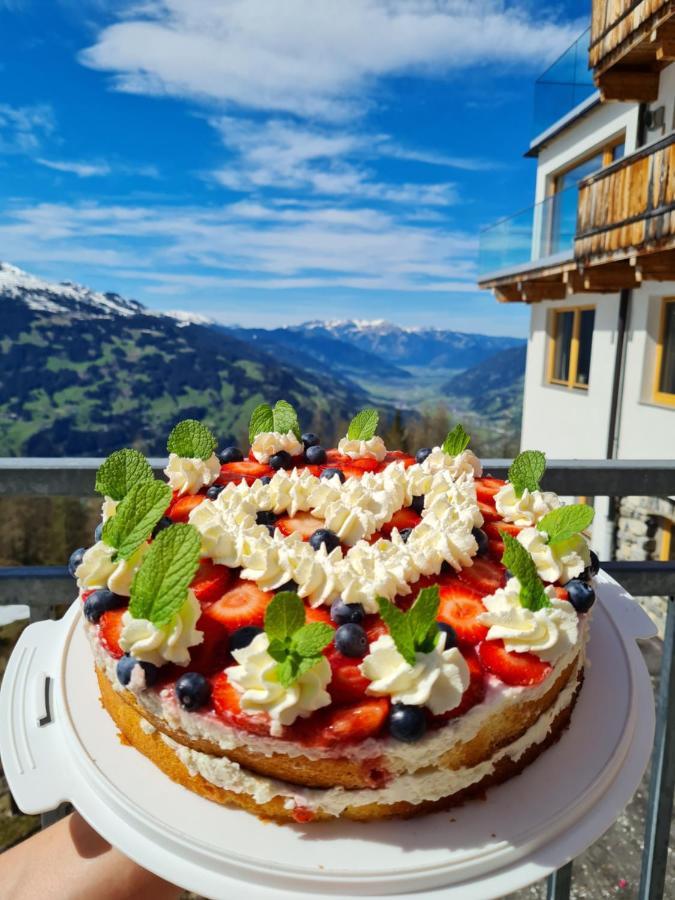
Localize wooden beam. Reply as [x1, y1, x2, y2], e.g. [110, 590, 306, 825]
[520, 283, 566, 302]
[599, 68, 659, 101]
[494, 287, 521, 303]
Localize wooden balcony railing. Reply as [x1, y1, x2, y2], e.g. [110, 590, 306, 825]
[575, 131, 675, 267]
[590, 0, 675, 100]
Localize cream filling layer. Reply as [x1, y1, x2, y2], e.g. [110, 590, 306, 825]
[160, 655, 583, 816]
[86, 612, 589, 775]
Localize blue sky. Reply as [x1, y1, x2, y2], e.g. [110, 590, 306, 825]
[0, 1, 588, 336]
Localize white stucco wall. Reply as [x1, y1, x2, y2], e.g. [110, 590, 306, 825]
[521, 293, 621, 458]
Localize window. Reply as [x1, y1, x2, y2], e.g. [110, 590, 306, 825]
[548, 306, 595, 389]
[653, 297, 675, 407]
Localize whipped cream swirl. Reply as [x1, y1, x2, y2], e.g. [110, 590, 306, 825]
[517, 527, 590, 584]
[227, 632, 332, 735]
[478, 577, 578, 663]
[76, 540, 150, 597]
[337, 435, 387, 461]
[164, 452, 220, 496]
[360, 633, 469, 714]
[494, 482, 561, 526]
[119, 589, 203, 667]
[250, 431, 303, 464]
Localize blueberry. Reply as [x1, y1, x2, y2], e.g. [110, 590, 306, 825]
[589, 550, 600, 575]
[564, 578, 596, 614]
[83, 588, 126, 623]
[68, 547, 86, 578]
[229, 625, 263, 652]
[94, 522, 104, 542]
[399, 527, 413, 543]
[302, 432, 320, 449]
[437, 621, 457, 649]
[305, 445, 327, 465]
[256, 510, 277, 533]
[330, 598, 364, 626]
[415, 447, 432, 465]
[260, 476, 272, 485]
[269, 450, 293, 470]
[277, 579, 299, 593]
[472, 527, 489, 556]
[320, 467, 345, 483]
[504, 568, 514, 583]
[309, 528, 341, 553]
[152, 516, 173, 538]
[175, 671, 212, 711]
[334, 623, 368, 658]
[218, 446, 243, 464]
[388, 703, 427, 742]
[116, 655, 159, 689]
[206, 484, 224, 500]
[411, 495, 424, 515]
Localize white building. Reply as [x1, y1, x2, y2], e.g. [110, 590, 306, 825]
[479, 2, 675, 563]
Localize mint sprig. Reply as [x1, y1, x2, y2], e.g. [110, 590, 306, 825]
[263, 591, 334, 688]
[101, 480, 172, 560]
[442, 423, 470, 456]
[167, 419, 217, 460]
[537, 504, 594, 546]
[347, 407, 379, 441]
[377, 585, 441, 666]
[508, 450, 546, 497]
[249, 400, 301, 443]
[501, 532, 551, 611]
[129, 523, 201, 626]
[95, 449, 154, 501]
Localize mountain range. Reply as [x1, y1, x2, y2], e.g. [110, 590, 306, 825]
[1, 262, 526, 456]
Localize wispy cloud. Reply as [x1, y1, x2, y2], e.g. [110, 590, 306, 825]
[35, 157, 161, 178]
[0, 103, 55, 154]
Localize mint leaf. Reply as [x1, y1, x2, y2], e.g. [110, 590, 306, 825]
[95, 449, 153, 501]
[272, 400, 301, 440]
[249, 403, 274, 442]
[442, 424, 470, 457]
[167, 419, 217, 460]
[377, 596, 416, 665]
[266, 638, 287, 663]
[295, 655, 325, 679]
[408, 585, 440, 650]
[129, 523, 201, 626]
[501, 532, 551, 611]
[538, 504, 594, 545]
[264, 591, 306, 643]
[249, 400, 301, 442]
[347, 408, 379, 441]
[292, 622, 334, 657]
[508, 450, 546, 497]
[102, 480, 172, 560]
[276, 657, 296, 688]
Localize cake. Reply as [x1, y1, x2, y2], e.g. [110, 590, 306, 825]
[70, 401, 598, 823]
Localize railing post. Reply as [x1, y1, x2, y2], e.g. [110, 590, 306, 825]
[638, 596, 675, 900]
[546, 861, 573, 899]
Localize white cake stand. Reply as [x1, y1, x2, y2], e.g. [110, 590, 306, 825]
[0, 572, 656, 900]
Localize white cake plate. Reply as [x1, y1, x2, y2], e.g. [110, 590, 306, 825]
[0, 572, 657, 900]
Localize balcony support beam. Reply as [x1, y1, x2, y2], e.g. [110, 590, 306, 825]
[599, 68, 660, 101]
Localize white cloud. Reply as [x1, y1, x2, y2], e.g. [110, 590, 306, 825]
[0, 103, 55, 154]
[36, 158, 112, 177]
[80, 0, 581, 121]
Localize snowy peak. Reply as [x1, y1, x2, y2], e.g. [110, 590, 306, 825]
[0, 261, 145, 319]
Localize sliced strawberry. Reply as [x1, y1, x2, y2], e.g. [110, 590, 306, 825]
[169, 493, 206, 523]
[483, 521, 522, 562]
[340, 465, 367, 479]
[81, 589, 94, 604]
[364, 615, 388, 643]
[367, 529, 384, 543]
[218, 460, 274, 486]
[276, 511, 324, 540]
[381, 507, 421, 537]
[304, 605, 333, 625]
[191, 560, 233, 606]
[294, 699, 389, 747]
[432, 649, 486, 725]
[346, 457, 380, 473]
[475, 477, 506, 503]
[458, 557, 505, 596]
[478, 500, 501, 523]
[554, 586, 569, 602]
[381, 450, 415, 469]
[204, 579, 273, 630]
[99, 608, 126, 659]
[478, 640, 551, 686]
[189, 614, 230, 675]
[211, 671, 271, 735]
[326, 647, 370, 703]
[438, 581, 488, 645]
[324, 449, 352, 468]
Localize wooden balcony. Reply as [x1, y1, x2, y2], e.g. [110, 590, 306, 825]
[590, 0, 675, 101]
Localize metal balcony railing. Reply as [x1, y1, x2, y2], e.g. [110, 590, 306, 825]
[0, 458, 674, 899]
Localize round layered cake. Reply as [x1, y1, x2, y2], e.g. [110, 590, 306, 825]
[72, 403, 598, 823]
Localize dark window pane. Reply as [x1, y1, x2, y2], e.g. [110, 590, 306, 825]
[659, 302, 675, 396]
[576, 309, 595, 386]
[612, 142, 625, 161]
[553, 311, 574, 382]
